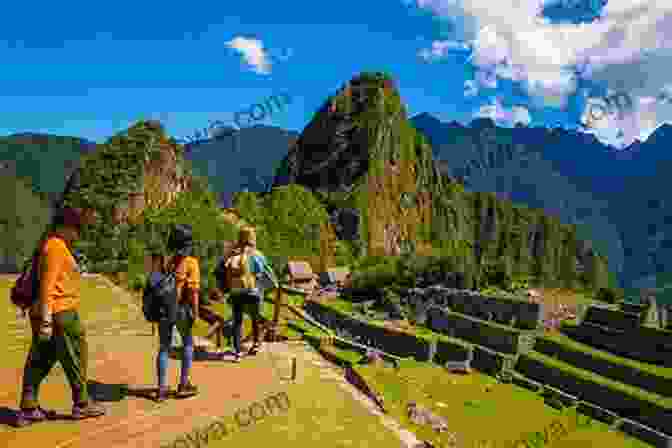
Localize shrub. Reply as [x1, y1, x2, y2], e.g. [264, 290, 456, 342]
[353, 255, 392, 271]
[130, 273, 146, 291]
[352, 262, 399, 289]
[595, 287, 624, 304]
[334, 240, 356, 267]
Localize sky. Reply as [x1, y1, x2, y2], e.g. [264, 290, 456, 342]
[0, 0, 670, 149]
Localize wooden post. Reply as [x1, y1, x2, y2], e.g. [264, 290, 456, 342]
[269, 287, 283, 342]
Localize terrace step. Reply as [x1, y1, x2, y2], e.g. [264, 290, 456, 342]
[534, 334, 672, 398]
[443, 359, 472, 373]
[617, 419, 672, 448]
[576, 401, 621, 426]
[510, 371, 542, 392]
[542, 384, 579, 408]
[516, 350, 672, 438]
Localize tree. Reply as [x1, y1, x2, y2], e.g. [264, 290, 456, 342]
[0, 175, 51, 269]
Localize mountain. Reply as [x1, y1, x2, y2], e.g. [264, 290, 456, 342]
[272, 72, 610, 291]
[0, 124, 299, 212]
[0, 132, 98, 208]
[409, 114, 672, 289]
[0, 172, 52, 272]
[181, 124, 299, 208]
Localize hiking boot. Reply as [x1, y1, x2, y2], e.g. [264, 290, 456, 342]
[15, 407, 56, 427]
[155, 387, 170, 403]
[72, 401, 106, 420]
[176, 382, 198, 398]
[248, 343, 261, 356]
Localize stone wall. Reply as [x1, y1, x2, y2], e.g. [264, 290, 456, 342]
[533, 338, 672, 397]
[617, 419, 672, 448]
[433, 339, 473, 364]
[583, 306, 640, 331]
[471, 345, 515, 374]
[304, 301, 433, 361]
[427, 307, 525, 354]
[405, 287, 543, 330]
[564, 323, 672, 367]
[515, 354, 672, 436]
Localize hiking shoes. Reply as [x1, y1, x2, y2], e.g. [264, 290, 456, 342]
[155, 388, 171, 403]
[248, 343, 261, 356]
[72, 401, 106, 420]
[15, 407, 57, 427]
[176, 382, 198, 398]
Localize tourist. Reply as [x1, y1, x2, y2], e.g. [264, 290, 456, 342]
[155, 224, 200, 402]
[17, 207, 106, 427]
[214, 226, 278, 362]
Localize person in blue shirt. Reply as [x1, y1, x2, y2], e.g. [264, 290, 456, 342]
[214, 226, 278, 362]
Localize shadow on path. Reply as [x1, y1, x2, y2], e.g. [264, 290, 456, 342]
[0, 406, 73, 428]
[168, 347, 243, 362]
[87, 380, 157, 402]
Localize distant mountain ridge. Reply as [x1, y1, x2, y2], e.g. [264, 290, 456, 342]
[0, 132, 98, 208]
[410, 113, 672, 289]
[181, 124, 299, 207]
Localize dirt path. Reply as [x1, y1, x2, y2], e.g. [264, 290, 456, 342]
[1, 274, 420, 448]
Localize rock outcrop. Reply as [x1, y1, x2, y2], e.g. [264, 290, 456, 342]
[60, 120, 191, 225]
[274, 72, 610, 290]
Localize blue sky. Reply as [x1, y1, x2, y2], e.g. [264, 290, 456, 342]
[1, 0, 669, 148]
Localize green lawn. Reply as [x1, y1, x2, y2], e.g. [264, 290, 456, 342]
[358, 356, 652, 448]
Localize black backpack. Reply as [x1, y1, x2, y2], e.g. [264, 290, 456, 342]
[142, 258, 181, 323]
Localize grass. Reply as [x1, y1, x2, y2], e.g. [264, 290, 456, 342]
[305, 291, 660, 446]
[2, 275, 404, 448]
[202, 352, 403, 448]
[326, 340, 650, 448]
[3, 275, 659, 447]
[540, 331, 672, 381]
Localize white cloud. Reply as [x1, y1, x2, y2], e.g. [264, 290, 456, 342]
[474, 98, 532, 126]
[512, 105, 533, 125]
[411, 0, 672, 147]
[226, 36, 272, 75]
[418, 40, 470, 61]
[464, 79, 479, 97]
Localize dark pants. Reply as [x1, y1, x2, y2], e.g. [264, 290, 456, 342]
[157, 304, 194, 389]
[231, 294, 262, 354]
[20, 309, 89, 409]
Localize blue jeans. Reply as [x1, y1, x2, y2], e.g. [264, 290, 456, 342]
[231, 294, 262, 355]
[157, 304, 194, 389]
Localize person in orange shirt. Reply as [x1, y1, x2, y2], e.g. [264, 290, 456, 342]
[155, 224, 200, 402]
[17, 207, 106, 427]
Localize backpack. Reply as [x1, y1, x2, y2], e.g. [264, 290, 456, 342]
[10, 234, 53, 315]
[142, 257, 181, 323]
[222, 248, 256, 290]
[10, 250, 41, 314]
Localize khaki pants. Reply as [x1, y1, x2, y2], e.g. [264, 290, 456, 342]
[20, 309, 89, 408]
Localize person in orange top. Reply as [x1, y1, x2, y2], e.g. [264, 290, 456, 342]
[154, 224, 200, 402]
[17, 207, 106, 427]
